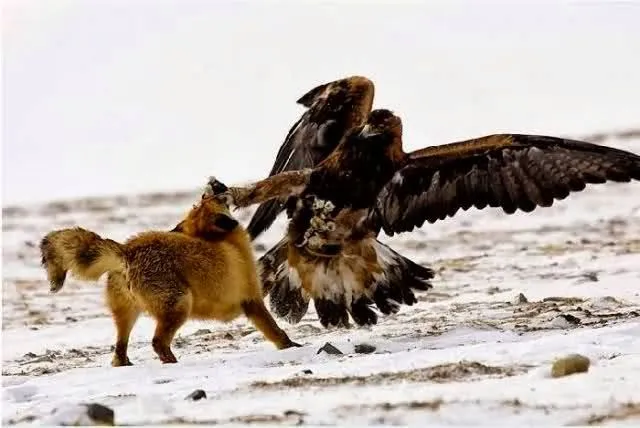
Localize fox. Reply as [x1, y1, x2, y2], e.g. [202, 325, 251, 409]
[39, 182, 301, 367]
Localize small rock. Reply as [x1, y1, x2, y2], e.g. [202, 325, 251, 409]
[354, 343, 376, 354]
[153, 378, 172, 385]
[193, 329, 212, 336]
[551, 354, 591, 378]
[224, 332, 234, 340]
[85, 403, 115, 425]
[512, 293, 528, 304]
[560, 314, 581, 324]
[581, 271, 599, 282]
[487, 286, 502, 295]
[23, 352, 37, 359]
[302, 369, 313, 375]
[317, 342, 343, 355]
[550, 314, 581, 328]
[185, 389, 207, 401]
[44, 403, 115, 426]
[254, 243, 267, 252]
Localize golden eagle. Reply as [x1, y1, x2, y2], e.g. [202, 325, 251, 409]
[212, 76, 640, 328]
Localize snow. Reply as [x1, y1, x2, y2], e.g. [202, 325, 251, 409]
[2, 131, 640, 425]
[3, 2, 640, 425]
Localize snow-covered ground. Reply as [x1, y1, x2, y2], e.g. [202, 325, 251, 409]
[4, 2, 640, 425]
[2, 131, 640, 425]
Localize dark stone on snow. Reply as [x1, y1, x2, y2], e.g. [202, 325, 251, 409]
[317, 342, 343, 355]
[85, 403, 115, 425]
[185, 389, 207, 401]
[354, 343, 376, 354]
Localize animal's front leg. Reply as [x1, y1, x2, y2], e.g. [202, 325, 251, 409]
[241, 299, 303, 349]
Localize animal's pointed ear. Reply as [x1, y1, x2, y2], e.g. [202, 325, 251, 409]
[296, 82, 330, 107]
[212, 213, 239, 232]
[171, 220, 185, 233]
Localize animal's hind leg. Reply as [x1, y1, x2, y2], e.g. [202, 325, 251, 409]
[151, 292, 191, 364]
[106, 273, 140, 367]
[241, 299, 302, 350]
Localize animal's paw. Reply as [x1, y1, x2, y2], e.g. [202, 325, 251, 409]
[111, 355, 133, 367]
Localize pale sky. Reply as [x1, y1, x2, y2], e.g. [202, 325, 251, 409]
[3, 1, 640, 205]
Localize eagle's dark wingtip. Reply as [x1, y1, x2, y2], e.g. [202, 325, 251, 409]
[247, 201, 285, 241]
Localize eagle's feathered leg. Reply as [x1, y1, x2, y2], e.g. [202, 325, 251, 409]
[212, 169, 313, 208]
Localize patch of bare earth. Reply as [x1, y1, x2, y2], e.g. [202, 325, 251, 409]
[249, 361, 530, 391]
[156, 410, 308, 426]
[564, 402, 640, 425]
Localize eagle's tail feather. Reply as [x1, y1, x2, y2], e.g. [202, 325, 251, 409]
[259, 238, 310, 324]
[371, 240, 434, 316]
[258, 237, 435, 329]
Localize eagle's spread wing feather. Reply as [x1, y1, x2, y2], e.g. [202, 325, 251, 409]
[247, 77, 374, 240]
[371, 134, 640, 236]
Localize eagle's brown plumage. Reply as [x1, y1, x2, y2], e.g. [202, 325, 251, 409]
[369, 134, 640, 235]
[212, 76, 640, 329]
[247, 75, 375, 240]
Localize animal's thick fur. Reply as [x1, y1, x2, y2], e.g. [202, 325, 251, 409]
[40, 195, 300, 367]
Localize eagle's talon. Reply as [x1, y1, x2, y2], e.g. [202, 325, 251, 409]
[207, 176, 229, 195]
[323, 201, 335, 212]
[312, 199, 325, 211]
[310, 217, 323, 230]
[307, 235, 324, 249]
[214, 191, 235, 207]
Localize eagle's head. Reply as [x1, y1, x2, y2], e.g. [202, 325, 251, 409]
[359, 109, 403, 141]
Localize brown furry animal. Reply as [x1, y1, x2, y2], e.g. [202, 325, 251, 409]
[40, 186, 301, 367]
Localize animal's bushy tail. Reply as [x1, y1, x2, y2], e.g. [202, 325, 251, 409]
[40, 227, 126, 292]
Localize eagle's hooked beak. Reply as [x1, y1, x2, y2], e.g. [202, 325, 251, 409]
[359, 124, 383, 138]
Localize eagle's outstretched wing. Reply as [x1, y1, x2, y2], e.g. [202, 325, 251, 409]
[369, 134, 640, 236]
[246, 76, 375, 240]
